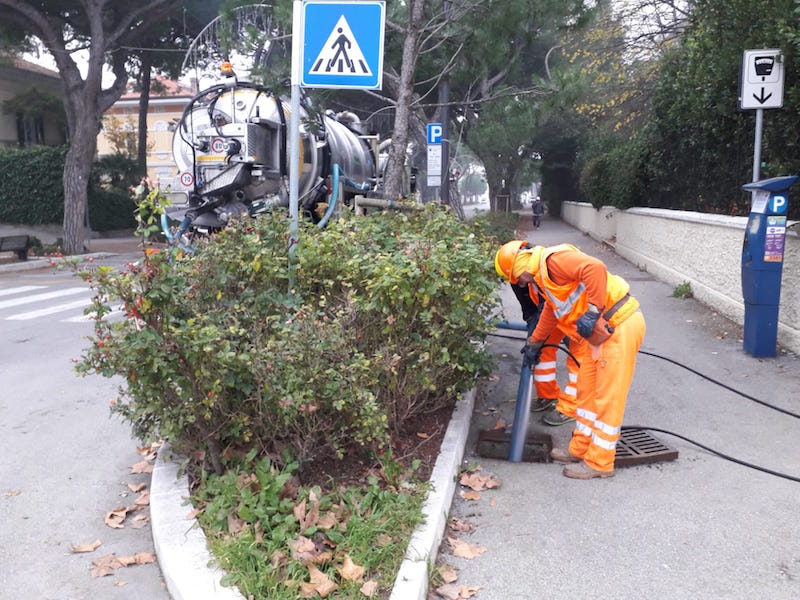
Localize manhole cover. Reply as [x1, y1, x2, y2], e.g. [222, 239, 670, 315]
[475, 429, 552, 462]
[615, 428, 678, 467]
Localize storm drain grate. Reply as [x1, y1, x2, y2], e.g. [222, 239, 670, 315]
[615, 428, 678, 467]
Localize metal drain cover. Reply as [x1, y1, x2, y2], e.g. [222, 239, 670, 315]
[615, 428, 678, 467]
[475, 429, 553, 462]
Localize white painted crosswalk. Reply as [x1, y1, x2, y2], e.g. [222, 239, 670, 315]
[0, 284, 124, 323]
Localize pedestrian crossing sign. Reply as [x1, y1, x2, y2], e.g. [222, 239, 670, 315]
[301, 0, 385, 89]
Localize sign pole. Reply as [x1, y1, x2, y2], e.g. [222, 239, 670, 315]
[289, 0, 301, 287]
[752, 107, 763, 183]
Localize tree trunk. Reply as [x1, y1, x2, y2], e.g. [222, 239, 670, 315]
[137, 55, 152, 172]
[383, 0, 425, 200]
[62, 121, 99, 255]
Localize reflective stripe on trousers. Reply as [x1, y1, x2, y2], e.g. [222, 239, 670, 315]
[568, 310, 646, 471]
[532, 329, 578, 417]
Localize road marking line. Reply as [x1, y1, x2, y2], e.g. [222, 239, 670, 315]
[7, 298, 91, 320]
[0, 287, 86, 310]
[0, 285, 46, 297]
[62, 304, 125, 323]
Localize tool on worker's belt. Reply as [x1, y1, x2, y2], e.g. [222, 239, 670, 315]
[587, 314, 614, 345]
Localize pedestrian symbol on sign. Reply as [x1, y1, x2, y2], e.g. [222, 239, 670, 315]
[309, 15, 372, 76]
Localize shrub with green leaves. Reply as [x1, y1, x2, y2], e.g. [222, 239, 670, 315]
[76, 205, 500, 476]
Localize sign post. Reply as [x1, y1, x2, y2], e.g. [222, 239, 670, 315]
[739, 49, 784, 183]
[290, 1, 385, 286]
[427, 123, 442, 192]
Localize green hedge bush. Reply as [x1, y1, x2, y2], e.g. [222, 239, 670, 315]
[76, 205, 500, 477]
[0, 146, 139, 230]
[0, 145, 66, 223]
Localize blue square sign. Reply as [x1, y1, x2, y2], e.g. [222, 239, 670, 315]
[301, 1, 385, 89]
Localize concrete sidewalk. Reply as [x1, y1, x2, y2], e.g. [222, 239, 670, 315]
[438, 214, 800, 599]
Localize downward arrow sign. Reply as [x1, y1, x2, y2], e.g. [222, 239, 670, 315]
[753, 87, 773, 104]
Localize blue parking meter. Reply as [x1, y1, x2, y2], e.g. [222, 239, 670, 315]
[740, 175, 797, 357]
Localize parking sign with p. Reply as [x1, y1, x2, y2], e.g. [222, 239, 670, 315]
[427, 123, 442, 145]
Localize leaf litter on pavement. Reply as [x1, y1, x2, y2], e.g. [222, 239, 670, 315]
[73, 445, 160, 581]
[432, 463, 501, 598]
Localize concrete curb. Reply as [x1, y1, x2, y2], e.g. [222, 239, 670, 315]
[390, 388, 475, 600]
[149, 389, 475, 600]
[150, 446, 246, 600]
[0, 252, 117, 273]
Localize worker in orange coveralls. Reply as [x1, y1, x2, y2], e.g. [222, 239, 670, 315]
[502, 242, 578, 427]
[495, 241, 645, 479]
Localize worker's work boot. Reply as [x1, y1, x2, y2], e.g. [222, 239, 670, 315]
[549, 448, 580, 463]
[530, 398, 557, 412]
[542, 409, 576, 426]
[562, 462, 614, 479]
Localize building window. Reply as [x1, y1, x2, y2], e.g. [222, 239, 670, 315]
[16, 115, 45, 146]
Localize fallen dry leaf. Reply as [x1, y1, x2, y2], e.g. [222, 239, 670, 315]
[436, 583, 461, 600]
[436, 583, 482, 599]
[459, 471, 501, 492]
[439, 565, 458, 584]
[129, 459, 153, 474]
[448, 518, 474, 533]
[336, 554, 365, 582]
[90, 554, 124, 578]
[493, 417, 505, 430]
[459, 490, 481, 501]
[416, 431, 429, 439]
[317, 511, 338, 530]
[113, 580, 128, 587]
[271, 549, 288, 569]
[129, 513, 149, 529]
[291, 535, 330, 562]
[299, 565, 337, 598]
[359, 579, 379, 597]
[118, 552, 155, 567]
[104, 506, 128, 529]
[227, 514, 246, 536]
[449, 537, 487, 560]
[131, 490, 150, 509]
[186, 506, 203, 520]
[294, 497, 320, 531]
[71, 539, 102, 553]
[136, 441, 162, 456]
[459, 585, 482, 598]
[3, 490, 21, 497]
[126, 482, 146, 493]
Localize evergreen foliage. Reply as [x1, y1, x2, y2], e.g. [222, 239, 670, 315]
[0, 146, 137, 230]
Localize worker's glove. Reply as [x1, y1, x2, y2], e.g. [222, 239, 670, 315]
[521, 339, 544, 367]
[576, 305, 601, 339]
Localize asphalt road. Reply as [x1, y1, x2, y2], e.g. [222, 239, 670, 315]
[0, 262, 169, 599]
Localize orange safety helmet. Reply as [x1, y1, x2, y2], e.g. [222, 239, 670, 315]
[494, 240, 529, 282]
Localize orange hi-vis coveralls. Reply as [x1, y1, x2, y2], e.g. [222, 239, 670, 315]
[525, 244, 645, 472]
[526, 285, 578, 416]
